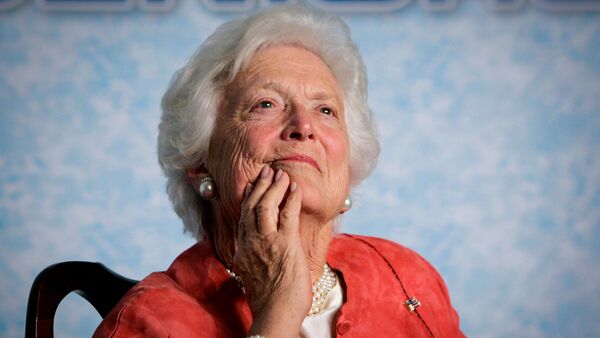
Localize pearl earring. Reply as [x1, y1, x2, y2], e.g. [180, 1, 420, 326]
[340, 196, 352, 214]
[199, 176, 217, 200]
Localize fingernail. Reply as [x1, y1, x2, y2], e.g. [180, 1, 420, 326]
[275, 169, 283, 181]
[290, 181, 297, 192]
[261, 165, 270, 178]
[244, 183, 252, 198]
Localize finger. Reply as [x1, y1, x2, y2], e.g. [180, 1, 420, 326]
[255, 169, 290, 235]
[245, 165, 274, 210]
[279, 180, 302, 237]
[237, 183, 253, 242]
[242, 165, 274, 234]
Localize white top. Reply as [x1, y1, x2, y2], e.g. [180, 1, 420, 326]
[299, 277, 344, 338]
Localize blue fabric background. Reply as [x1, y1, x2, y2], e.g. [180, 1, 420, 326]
[1, 1, 599, 337]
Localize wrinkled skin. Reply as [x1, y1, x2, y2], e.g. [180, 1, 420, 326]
[188, 45, 350, 337]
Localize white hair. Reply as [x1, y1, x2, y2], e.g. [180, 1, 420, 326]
[158, 3, 380, 240]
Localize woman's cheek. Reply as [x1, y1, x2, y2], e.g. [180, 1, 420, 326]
[325, 127, 350, 205]
[206, 125, 248, 206]
[224, 125, 268, 201]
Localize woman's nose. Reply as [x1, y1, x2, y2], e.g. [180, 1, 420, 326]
[281, 105, 315, 141]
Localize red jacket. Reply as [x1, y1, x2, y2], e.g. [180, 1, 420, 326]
[93, 234, 465, 337]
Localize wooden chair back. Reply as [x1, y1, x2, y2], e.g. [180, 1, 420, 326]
[25, 261, 138, 338]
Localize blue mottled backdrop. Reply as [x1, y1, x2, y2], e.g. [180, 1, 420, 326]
[1, 1, 599, 337]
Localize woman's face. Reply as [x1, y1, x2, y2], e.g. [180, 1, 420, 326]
[206, 45, 350, 223]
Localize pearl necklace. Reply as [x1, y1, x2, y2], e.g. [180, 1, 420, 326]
[308, 264, 337, 315]
[226, 264, 338, 316]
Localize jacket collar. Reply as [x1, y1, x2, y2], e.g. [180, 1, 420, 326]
[165, 234, 366, 322]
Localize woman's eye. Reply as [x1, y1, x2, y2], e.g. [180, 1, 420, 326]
[320, 107, 333, 115]
[256, 101, 273, 109]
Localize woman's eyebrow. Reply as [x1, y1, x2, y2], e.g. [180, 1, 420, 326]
[260, 82, 285, 92]
[259, 82, 339, 102]
[308, 92, 338, 102]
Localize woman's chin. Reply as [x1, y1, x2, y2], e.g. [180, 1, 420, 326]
[273, 167, 342, 220]
[295, 186, 336, 220]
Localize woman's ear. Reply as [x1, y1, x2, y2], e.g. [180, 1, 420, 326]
[185, 165, 209, 191]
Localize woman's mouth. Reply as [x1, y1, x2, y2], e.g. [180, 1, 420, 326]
[274, 155, 320, 171]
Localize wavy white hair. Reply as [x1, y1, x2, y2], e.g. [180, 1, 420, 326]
[158, 3, 380, 240]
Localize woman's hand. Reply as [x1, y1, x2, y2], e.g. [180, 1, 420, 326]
[233, 165, 311, 338]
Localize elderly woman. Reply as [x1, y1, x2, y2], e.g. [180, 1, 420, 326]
[94, 4, 463, 338]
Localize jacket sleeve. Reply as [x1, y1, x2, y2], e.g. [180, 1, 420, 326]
[92, 303, 170, 338]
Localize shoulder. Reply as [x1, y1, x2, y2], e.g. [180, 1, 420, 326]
[331, 233, 417, 254]
[93, 272, 216, 338]
[332, 233, 447, 287]
[331, 233, 436, 274]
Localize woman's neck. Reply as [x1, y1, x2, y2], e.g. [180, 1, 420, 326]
[298, 214, 335, 284]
